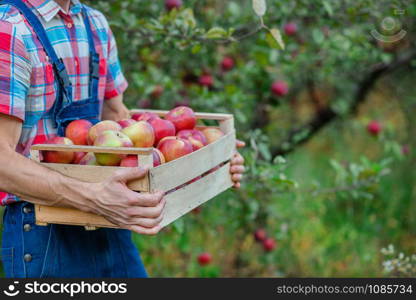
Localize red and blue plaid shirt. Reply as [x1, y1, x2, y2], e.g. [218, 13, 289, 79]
[0, 0, 128, 205]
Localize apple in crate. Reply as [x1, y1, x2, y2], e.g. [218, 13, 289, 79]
[177, 129, 207, 151]
[153, 148, 165, 167]
[148, 117, 176, 145]
[43, 137, 74, 164]
[117, 119, 136, 129]
[165, 106, 196, 131]
[88, 120, 121, 145]
[73, 152, 87, 164]
[157, 137, 193, 162]
[122, 121, 155, 148]
[78, 152, 97, 165]
[93, 131, 133, 166]
[131, 112, 159, 122]
[201, 128, 224, 144]
[65, 119, 92, 145]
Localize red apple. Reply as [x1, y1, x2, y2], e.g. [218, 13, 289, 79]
[201, 128, 224, 144]
[65, 119, 92, 145]
[152, 148, 165, 167]
[122, 121, 155, 148]
[284, 22, 298, 36]
[151, 85, 164, 99]
[263, 238, 277, 252]
[271, 80, 289, 97]
[94, 131, 133, 166]
[197, 253, 212, 266]
[131, 112, 159, 122]
[221, 56, 235, 71]
[118, 119, 136, 129]
[254, 229, 267, 242]
[73, 152, 87, 164]
[165, 0, 182, 11]
[43, 137, 74, 164]
[199, 74, 214, 88]
[88, 120, 121, 145]
[78, 152, 97, 166]
[367, 121, 382, 136]
[157, 137, 193, 162]
[120, 155, 138, 167]
[148, 117, 176, 145]
[177, 129, 207, 151]
[165, 106, 196, 131]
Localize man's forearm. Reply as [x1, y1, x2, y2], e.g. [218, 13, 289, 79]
[0, 149, 95, 212]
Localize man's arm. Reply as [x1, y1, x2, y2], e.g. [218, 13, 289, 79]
[102, 94, 130, 121]
[0, 114, 165, 234]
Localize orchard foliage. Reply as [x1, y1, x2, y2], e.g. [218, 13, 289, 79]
[82, 0, 415, 277]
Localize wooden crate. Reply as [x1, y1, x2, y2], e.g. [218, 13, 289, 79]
[27, 109, 236, 230]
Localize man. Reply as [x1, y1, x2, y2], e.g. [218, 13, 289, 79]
[0, 0, 245, 277]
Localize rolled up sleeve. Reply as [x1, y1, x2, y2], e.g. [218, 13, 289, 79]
[0, 20, 31, 121]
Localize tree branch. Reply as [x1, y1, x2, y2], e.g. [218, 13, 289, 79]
[271, 49, 416, 157]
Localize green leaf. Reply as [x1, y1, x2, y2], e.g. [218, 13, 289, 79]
[181, 8, 196, 28]
[323, 1, 334, 16]
[205, 27, 228, 39]
[266, 28, 285, 50]
[252, 0, 267, 17]
[191, 43, 202, 54]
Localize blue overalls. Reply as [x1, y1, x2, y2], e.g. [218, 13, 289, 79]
[1, 0, 148, 278]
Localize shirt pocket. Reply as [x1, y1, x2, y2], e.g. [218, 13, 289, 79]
[27, 62, 57, 114]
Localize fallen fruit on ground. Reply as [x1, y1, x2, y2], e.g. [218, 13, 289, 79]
[43, 137, 75, 164]
[201, 128, 224, 144]
[65, 119, 92, 145]
[88, 120, 121, 145]
[271, 80, 289, 97]
[197, 252, 212, 266]
[94, 131, 133, 166]
[122, 121, 155, 148]
[165, 106, 196, 131]
[157, 137, 193, 162]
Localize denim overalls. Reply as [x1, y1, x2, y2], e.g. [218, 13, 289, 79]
[1, 0, 148, 277]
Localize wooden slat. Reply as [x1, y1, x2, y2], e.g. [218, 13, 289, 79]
[35, 205, 117, 228]
[39, 163, 149, 191]
[130, 109, 233, 121]
[219, 117, 235, 134]
[149, 131, 236, 192]
[31, 144, 153, 155]
[161, 162, 233, 227]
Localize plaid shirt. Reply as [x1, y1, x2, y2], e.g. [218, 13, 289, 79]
[0, 0, 128, 205]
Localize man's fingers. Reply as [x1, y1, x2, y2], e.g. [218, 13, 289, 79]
[233, 182, 241, 189]
[230, 165, 245, 174]
[128, 191, 164, 207]
[113, 166, 149, 183]
[126, 225, 163, 235]
[231, 154, 244, 166]
[126, 198, 166, 218]
[236, 140, 246, 148]
[232, 174, 243, 182]
[127, 214, 164, 228]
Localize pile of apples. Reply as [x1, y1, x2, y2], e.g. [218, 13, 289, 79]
[42, 106, 225, 167]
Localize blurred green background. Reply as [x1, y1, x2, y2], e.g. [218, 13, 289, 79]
[2, 0, 416, 277]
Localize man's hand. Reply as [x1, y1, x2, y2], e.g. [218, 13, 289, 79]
[102, 94, 130, 121]
[90, 167, 165, 235]
[230, 140, 246, 188]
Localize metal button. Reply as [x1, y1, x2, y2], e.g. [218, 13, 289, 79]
[66, 22, 73, 28]
[24, 254, 32, 262]
[23, 206, 32, 214]
[23, 224, 32, 232]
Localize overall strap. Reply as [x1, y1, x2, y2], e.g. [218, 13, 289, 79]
[1, 0, 73, 102]
[81, 6, 99, 101]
